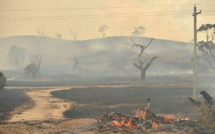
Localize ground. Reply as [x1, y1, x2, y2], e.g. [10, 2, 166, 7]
[0, 77, 214, 134]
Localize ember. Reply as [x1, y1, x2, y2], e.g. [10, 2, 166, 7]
[97, 98, 190, 131]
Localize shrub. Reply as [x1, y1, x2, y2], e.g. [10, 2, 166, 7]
[0, 72, 6, 89]
[197, 101, 215, 129]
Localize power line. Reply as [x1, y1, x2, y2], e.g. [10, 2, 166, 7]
[202, 10, 215, 12]
[202, 14, 215, 16]
[0, 13, 191, 21]
[197, 4, 215, 7]
[0, 4, 194, 11]
[0, 10, 192, 19]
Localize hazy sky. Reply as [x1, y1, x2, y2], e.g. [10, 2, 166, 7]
[0, 0, 215, 42]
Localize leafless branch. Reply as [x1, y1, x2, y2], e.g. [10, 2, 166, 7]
[70, 30, 79, 40]
[36, 27, 48, 41]
[130, 37, 153, 57]
[143, 56, 158, 70]
[72, 52, 79, 71]
[133, 63, 141, 70]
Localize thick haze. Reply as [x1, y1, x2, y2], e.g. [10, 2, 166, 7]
[0, 0, 215, 42]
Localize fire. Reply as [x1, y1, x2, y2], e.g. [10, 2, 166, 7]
[163, 116, 175, 124]
[109, 116, 138, 130]
[109, 120, 122, 128]
[102, 104, 191, 131]
[152, 122, 160, 129]
[109, 115, 146, 130]
[135, 110, 146, 120]
[176, 117, 190, 121]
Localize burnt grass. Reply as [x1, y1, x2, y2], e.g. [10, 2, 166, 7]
[51, 85, 195, 119]
[0, 89, 29, 120]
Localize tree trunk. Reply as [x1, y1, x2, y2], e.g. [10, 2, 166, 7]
[141, 69, 146, 81]
[134, 56, 157, 81]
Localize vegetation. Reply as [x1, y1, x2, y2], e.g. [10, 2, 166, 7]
[0, 72, 6, 89]
[70, 29, 78, 40]
[8, 46, 31, 66]
[197, 101, 215, 129]
[55, 32, 62, 39]
[98, 25, 109, 38]
[197, 24, 215, 70]
[24, 55, 42, 79]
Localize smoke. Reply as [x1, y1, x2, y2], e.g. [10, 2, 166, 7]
[0, 35, 200, 82]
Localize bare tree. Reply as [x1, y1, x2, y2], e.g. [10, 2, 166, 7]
[70, 29, 78, 40]
[197, 24, 215, 70]
[128, 37, 157, 81]
[36, 27, 48, 41]
[24, 28, 47, 79]
[99, 25, 109, 38]
[72, 52, 79, 71]
[24, 55, 42, 79]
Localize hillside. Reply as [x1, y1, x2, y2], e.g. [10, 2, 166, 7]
[0, 35, 193, 78]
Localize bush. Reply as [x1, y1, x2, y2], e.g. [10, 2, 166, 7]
[197, 101, 215, 129]
[0, 72, 6, 89]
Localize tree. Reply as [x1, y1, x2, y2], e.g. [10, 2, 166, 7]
[8, 46, 32, 66]
[70, 29, 78, 40]
[0, 72, 6, 89]
[55, 32, 62, 39]
[132, 26, 145, 37]
[72, 52, 79, 71]
[99, 25, 109, 38]
[197, 24, 215, 70]
[129, 37, 157, 81]
[24, 27, 47, 79]
[36, 27, 48, 41]
[128, 26, 157, 81]
[24, 55, 42, 79]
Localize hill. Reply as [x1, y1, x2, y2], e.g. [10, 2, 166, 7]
[0, 35, 193, 78]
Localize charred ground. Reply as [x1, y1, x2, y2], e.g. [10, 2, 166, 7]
[51, 85, 195, 120]
[0, 88, 30, 120]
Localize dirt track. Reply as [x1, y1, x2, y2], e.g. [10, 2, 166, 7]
[9, 87, 72, 122]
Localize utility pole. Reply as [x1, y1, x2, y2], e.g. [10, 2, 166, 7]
[192, 4, 201, 100]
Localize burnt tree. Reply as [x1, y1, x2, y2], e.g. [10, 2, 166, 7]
[129, 37, 157, 81]
[70, 29, 78, 40]
[72, 52, 79, 71]
[0, 72, 6, 89]
[24, 55, 42, 79]
[133, 56, 157, 81]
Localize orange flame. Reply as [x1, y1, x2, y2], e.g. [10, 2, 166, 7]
[152, 122, 160, 129]
[176, 117, 190, 121]
[109, 116, 146, 130]
[163, 116, 175, 124]
[108, 108, 191, 131]
[109, 116, 137, 129]
[109, 120, 122, 128]
[135, 110, 146, 120]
